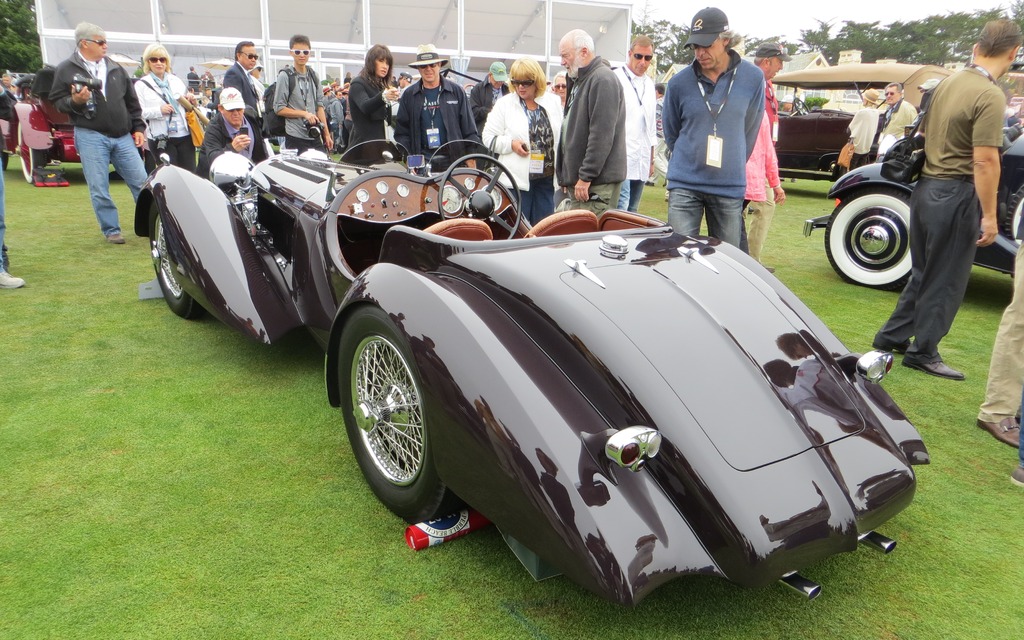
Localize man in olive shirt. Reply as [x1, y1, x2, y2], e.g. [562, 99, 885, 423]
[873, 19, 1022, 380]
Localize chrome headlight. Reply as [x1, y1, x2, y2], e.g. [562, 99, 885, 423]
[856, 350, 894, 383]
[209, 152, 256, 189]
[605, 426, 662, 472]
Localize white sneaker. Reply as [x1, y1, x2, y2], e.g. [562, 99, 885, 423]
[0, 270, 26, 288]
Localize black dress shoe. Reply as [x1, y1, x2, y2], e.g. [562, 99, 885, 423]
[902, 359, 965, 380]
[872, 340, 911, 354]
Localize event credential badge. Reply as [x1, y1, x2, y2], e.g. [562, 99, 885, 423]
[706, 134, 723, 168]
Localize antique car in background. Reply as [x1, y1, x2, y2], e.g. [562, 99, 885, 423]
[805, 128, 1023, 290]
[134, 140, 929, 605]
[1, 67, 80, 183]
[773, 63, 951, 181]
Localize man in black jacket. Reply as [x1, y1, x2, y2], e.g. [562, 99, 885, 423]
[198, 88, 268, 178]
[469, 61, 509, 135]
[394, 44, 480, 169]
[49, 22, 148, 244]
[222, 40, 263, 129]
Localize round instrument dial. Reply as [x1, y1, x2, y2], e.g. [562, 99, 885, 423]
[355, 189, 369, 203]
[396, 184, 410, 198]
[376, 181, 389, 195]
[441, 185, 464, 216]
[463, 176, 477, 190]
[490, 189, 503, 211]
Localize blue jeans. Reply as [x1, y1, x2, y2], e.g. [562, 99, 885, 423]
[0, 164, 7, 271]
[521, 176, 555, 226]
[666, 188, 744, 249]
[74, 128, 147, 237]
[617, 179, 645, 212]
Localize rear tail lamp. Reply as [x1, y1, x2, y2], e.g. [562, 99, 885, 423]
[605, 427, 662, 472]
[856, 350, 894, 383]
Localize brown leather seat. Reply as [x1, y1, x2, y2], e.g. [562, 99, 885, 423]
[598, 209, 665, 231]
[423, 218, 493, 241]
[524, 209, 599, 238]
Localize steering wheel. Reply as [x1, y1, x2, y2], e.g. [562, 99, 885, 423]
[438, 153, 522, 239]
[791, 96, 809, 116]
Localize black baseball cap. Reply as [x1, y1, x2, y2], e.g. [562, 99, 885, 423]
[685, 7, 729, 48]
[754, 42, 791, 61]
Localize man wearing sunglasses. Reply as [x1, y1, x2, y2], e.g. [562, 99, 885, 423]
[616, 35, 658, 212]
[223, 40, 264, 129]
[878, 82, 917, 140]
[50, 22, 148, 245]
[272, 34, 332, 153]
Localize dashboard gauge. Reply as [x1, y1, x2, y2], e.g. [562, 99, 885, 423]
[396, 184, 410, 198]
[490, 189, 503, 210]
[441, 185, 464, 216]
[355, 189, 370, 203]
[376, 181, 389, 195]
[463, 176, 477, 190]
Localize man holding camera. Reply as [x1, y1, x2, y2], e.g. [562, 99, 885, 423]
[272, 35, 332, 154]
[50, 22, 148, 244]
[197, 88, 268, 178]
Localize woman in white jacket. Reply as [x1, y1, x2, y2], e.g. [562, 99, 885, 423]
[482, 57, 562, 225]
[135, 43, 196, 173]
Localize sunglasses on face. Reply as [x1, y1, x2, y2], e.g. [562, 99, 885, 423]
[84, 38, 107, 46]
[632, 53, 653, 61]
[148, 57, 167, 63]
[291, 49, 310, 56]
[885, 92, 897, 97]
[553, 84, 567, 89]
[245, 53, 259, 61]
[421, 63, 441, 69]
[511, 79, 534, 87]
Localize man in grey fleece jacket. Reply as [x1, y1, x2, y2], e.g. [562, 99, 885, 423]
[555, 29, 626, 215]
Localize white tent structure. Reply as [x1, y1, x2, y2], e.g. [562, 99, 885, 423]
[33, 0, 632, 83]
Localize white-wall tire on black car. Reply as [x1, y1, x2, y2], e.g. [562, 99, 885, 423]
[824, 187, 912, 291]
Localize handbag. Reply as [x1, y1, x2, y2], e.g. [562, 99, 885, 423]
[880, 134, 925, 183]
[837, 141, 855, 169]
[185, 109, 205, 147]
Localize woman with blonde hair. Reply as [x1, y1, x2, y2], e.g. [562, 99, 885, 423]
[482, 57, 562, 224]
[135, 43, 197, 172]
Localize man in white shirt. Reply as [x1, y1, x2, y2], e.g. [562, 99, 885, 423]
[616, 35, 657, 212]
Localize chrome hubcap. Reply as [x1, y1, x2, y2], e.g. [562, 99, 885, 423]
[351, 336, 424, 485]
[848, 211, 905, 267]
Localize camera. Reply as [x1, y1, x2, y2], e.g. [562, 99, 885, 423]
[306, 122, 323, 141]
[71, 74, 103, 92]
[154, 135, 168, 151]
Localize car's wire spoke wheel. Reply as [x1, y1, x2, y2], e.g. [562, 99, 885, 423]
[155, 215, 184, 299]
[825, 187, 912, 290]
[337, 306, 461, 523]
[149, 205, 202, 319]
[351, 335, 424, 485]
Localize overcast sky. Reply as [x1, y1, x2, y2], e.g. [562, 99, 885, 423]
[633, 0, 1011, 42]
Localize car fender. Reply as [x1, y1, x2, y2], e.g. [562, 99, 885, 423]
[136, 165, 302, 343]
[828, 163, 915, 201]
[15, 102, 52, 150]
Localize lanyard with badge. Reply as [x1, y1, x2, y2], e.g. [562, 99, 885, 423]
[697, 69, 737, 168]
[424, 88, 441, 149]
[521, 99, 546, 174]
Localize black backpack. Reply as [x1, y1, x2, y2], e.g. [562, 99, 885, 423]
[263, 66, 319, 138]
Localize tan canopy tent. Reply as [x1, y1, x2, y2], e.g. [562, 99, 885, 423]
[774, 63, 953, 108]
[32, 0, 632, 82]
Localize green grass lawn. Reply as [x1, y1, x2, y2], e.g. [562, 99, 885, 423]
[1, 163, 1020, 639]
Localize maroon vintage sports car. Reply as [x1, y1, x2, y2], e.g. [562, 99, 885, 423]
[1, 67, 80, 183]
[133, 140, 929, 605]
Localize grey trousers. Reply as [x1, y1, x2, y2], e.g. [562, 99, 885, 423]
[874, 176, 980, 365]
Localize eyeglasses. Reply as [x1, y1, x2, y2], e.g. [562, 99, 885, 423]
[510, 79, 534, 87]
[632, 53, 654, 61]
[245, 53, 259, 61]
[291, 49, 310, 56]
[148, 57, 167, 63]
[552, 83, 567, 90]
[421, 62, 441, 69]
[885, 92, 897, 97]
[84, 39, 107, 47]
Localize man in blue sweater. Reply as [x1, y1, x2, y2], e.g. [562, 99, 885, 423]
[663, 7, 764, 249]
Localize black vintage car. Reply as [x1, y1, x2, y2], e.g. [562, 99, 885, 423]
[773, 63, 951, 181]
[134, 141, 928, 605]
[805, 130, 1023, 290]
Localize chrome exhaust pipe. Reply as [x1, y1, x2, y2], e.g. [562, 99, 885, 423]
[859, 531, 897, 554]
[779, 571, 821, 600]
